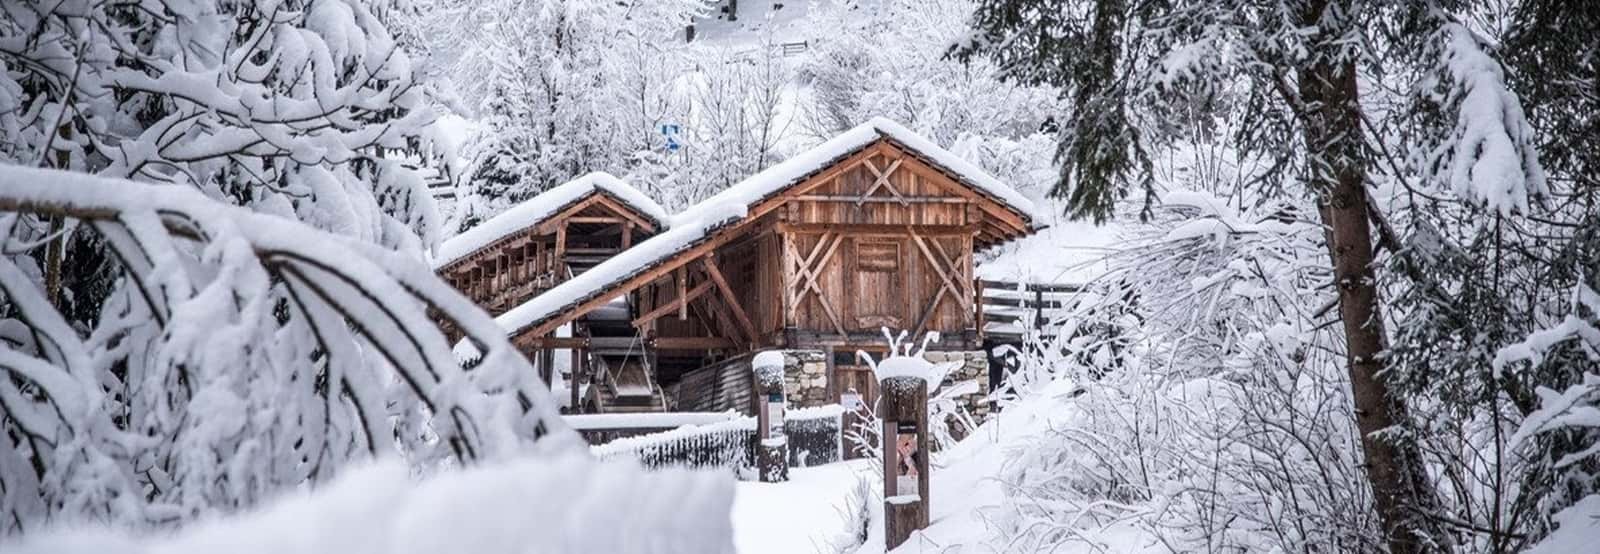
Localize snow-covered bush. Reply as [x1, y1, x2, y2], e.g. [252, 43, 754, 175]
[0, 166, 574, 534]
[3, 455, 736, 554]
[986, 190, 1377, 551]
[1500, 279, 1600, 552]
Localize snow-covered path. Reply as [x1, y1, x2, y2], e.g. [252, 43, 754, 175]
[732, 460, 874, 553]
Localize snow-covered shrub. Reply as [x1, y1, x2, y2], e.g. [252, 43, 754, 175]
[3, 455, 736, 554]
[0, 167, 574, 534]
[986, 191, 1378, 551]
[1500, 280, 1600, 552]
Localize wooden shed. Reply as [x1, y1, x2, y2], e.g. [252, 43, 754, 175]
[449, 119, 1039, 414]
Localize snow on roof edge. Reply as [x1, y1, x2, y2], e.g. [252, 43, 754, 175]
[491, 204, 747, 338]
[494, 117, 1037, 337]
[679, 117, 1038, 227]
[431, 172, 669, 270]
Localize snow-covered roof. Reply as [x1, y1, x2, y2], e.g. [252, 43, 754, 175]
[431, 172, 668, 270]
[495, 118, 1037, 338]
[682, 117, 1038, 225]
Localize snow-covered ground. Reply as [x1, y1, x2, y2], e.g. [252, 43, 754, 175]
[728, 377, 1165, 554]
[872, 379, 1161, 553]
[6, 456, 737, 554]
[733, 459, 875, 554]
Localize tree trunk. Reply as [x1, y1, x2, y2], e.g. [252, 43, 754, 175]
[1296, 30, 1448, 554]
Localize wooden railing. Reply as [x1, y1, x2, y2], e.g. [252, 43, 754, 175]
[976, 279, 1082, 341]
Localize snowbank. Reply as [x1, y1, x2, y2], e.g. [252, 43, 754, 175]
[5, 455, 736, 554]
[432, 171, 669, 269]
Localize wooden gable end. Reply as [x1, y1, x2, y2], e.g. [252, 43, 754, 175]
[774, 140, 1028, 248]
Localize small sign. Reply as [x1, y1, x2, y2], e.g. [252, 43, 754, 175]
[660, 123, 682, 152]
[896, 474, 917, 496]
[766, 392, 785, 438]
[841, 391, 863, 411]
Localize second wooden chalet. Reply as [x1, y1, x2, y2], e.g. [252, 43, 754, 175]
[439, 118, 1039, 416]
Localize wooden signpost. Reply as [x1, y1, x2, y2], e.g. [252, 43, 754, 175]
[754, 352, 789, 483]
[881, 375, 929, 549]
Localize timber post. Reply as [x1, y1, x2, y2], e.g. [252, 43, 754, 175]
[753, 351, 789, 483]
[881, 375, 929, 549]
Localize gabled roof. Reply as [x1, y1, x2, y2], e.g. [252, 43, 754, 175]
[431, 172, 668, 270]
[493, 117, 1039, 339]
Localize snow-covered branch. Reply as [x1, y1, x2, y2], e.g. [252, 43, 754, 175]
[0, 164, 575, 534]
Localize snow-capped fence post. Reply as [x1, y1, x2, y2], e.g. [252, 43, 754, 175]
[859, 330, 944, 549]
[753, 351, 789, 482]
[881, 375, 929, 549]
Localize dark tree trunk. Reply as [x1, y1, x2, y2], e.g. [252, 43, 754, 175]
[1296, 22, 1447, 554]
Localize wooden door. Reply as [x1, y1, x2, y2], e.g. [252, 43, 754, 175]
[849, 238, 906, 331]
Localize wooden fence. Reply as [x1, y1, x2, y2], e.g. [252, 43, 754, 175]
[976, 279, 1082, 342]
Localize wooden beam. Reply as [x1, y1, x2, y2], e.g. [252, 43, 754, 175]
[857, 158, 906, 206]
[649, 336, 737, 350]
[535, 196, 605, 235]
[517, 336, 590, 350]
[676, 266, 688, 320]
[778, 223, 975, 237]
[632, 280, 713, 329]
[702, 254, 758, 344]
[588, 193, 660, 233]
[795, 195, 969, 204]
[563, 216, 626, 225]
[553, 221, 568, 278]
[788, 234, 849, 336]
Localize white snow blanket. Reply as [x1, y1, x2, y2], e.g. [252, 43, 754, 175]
[6, 455, 736, 554]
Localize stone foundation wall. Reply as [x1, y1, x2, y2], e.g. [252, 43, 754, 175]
[772, 349, 990, 421]
[779, 350, 829, 407]
[923, 350, 991, 421]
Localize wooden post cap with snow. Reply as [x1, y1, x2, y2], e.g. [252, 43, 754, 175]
[861, 331, 958, 549]
[753, 351, 789, 483]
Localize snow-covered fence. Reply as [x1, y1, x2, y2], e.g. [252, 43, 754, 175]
[590, 406, 846, 473]
[593, 418, 756, 473]
[567, 411, 742, 444]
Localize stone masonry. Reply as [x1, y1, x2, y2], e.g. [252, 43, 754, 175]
[779, 350, 830, 407]
[773, 349, 990, 421]
[922, 350, 991, 420]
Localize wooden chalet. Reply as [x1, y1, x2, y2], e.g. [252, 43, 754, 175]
[441, 119, 1039, 415]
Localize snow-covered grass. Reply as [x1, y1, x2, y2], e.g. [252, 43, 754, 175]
[5, 455, 736, 554]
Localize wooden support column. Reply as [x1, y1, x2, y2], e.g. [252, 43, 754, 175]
[570, 346, 582, 412]
[882, 376, 930, 549]
[554, 222, 568, 279]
